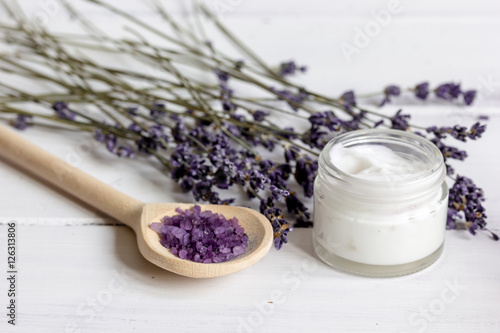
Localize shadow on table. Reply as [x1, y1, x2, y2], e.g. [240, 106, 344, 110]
[112, 226, 269, 297]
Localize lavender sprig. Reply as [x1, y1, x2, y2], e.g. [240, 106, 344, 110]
[448, 176, 498, 240]
[354, 82, 478, 106]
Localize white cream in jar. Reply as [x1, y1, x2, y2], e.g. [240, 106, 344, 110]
[313, 129, 448, 277]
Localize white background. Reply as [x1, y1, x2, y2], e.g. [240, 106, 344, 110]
[0, 0, 499, 332]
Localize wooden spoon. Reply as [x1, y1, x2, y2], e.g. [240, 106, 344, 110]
[0, 125, 273, 278]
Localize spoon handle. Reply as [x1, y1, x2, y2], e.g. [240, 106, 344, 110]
[0, 125, 144, 229]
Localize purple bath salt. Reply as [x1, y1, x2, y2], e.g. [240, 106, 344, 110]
[150, 205, 248, 263]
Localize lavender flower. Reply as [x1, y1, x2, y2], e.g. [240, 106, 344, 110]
[414, 82, 430, 100]
[252, 110, 269, 122]
[435, 83, 461, 100]
[150, 103, 166, 119]
[294, 157, 317, 197]
[340, 90, 356, 110]
[270, 185, 289, 199]
[284, 145, 299, 163]
[271, 87, 308, 111]
[468, 122, 486, 139]
[463, 90, 477, 106]
[303, 124, 327, 149]
[116, 146, 135, 158]
[426, 123, 486, 141]
[260, 199, 295, 250]
[52, 101, 76, 120]
[285, 193, 311, 224]
[447, 176, 497, 240]
[309, 111, 342, 131]
[105, 134, 117, 152]
[10, 115, 32, 130]
[431, 138, 467, 161]
[94, 128, 135, 158]
[136, 124, 168, 153]
[434, 83, 452, 100]
[214, 69, 230, 82]
[94, 128, 106, 142]
[390, 110, 410, 130]
[180, 178, 194, 192]
[279, 61, 307, 77]
[340, 111, 366, 131]
[272, 219, 292, 250]
[214, 69, 237, 112]
[379, 85, 401, 106]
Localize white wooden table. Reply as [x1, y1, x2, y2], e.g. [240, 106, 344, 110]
[0, 1, 499, 332]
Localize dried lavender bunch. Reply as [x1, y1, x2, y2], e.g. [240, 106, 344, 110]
[0, 0, 496, 247]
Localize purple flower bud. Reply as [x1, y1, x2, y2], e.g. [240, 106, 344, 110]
[379, 85, 401, 106]
[279, 61, 307, 77]
[106, 134, 117, 152]
[150, 103, 166, 119]
[390, 110, 410, 130]
[309, 111, 341, 131]
[435, 82, 462, 101]
[127, 122, 141, 133]
[414, 82, 429, 100]
[214, 69, 230, 82]
[449, 83, 461, 98]
[385, 85, 401, 96]
[468, 122, 485, 140]
[431, 138, 467, 161]
[447, 176, 488, 237]
[52, 101, 76, 120]
[116, 146, 135, 158]
[271, 87, 308, 111]
[10, 115, 32, 130]
[252, 110, 269, 122]
[340, 90, 356, 109]
[435, 83, 451, 100]
[94, 129, 106, 143]
[463, 90, 477, 106]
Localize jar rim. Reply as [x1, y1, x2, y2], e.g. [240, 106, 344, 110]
[318, 129, 446, 198]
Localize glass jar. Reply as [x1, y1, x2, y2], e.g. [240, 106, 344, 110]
[313, 129, 448, 277]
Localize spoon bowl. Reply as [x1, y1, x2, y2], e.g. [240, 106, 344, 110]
[0, 125, 273, 278]
[138, 203, 272, 278]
